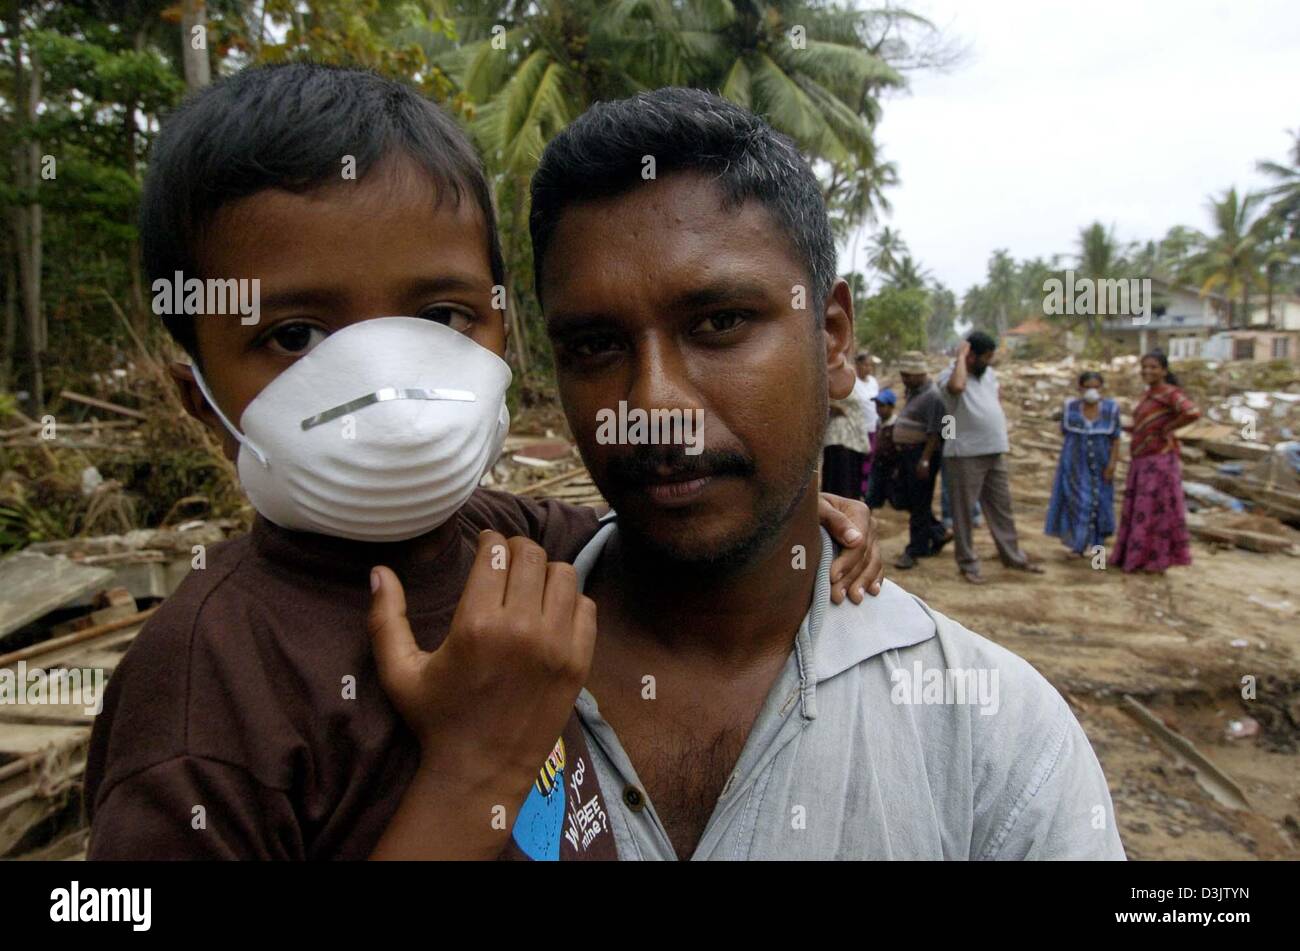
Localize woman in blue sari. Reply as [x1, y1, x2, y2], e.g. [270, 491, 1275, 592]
[1045, 371, 1120, 555]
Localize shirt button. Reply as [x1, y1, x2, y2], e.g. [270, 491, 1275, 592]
[623, 786, 646, 812]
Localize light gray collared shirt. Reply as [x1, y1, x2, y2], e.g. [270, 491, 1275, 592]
[573, 520, 1125, 860]
[937, 363, 1011, 457]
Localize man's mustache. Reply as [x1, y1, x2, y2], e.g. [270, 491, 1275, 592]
[604, 445, 756, 487]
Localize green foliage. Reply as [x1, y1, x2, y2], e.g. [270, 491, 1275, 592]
[854, 285, 930, 361]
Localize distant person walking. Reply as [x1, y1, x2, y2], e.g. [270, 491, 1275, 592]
[1045, 371, 1121, 556]
[823, 371, 873, 501]
[854, 348, 881, 488]
[1112, 351, 1201, 573]
[863, 387, 896, 497]
[938, 332, 1043, 584]
[889, 352, 951, 569]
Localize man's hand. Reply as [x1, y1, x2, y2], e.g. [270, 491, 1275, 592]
[819, 493, 884, 604]
[915, 458, 931, 480]
[1103, 461, 1117, 483]
[366, 531, 596, 858]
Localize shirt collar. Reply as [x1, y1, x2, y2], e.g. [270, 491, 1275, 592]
[571, 517, 938, 712]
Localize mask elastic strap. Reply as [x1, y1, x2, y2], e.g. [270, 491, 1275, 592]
[190, 363, 269, 467]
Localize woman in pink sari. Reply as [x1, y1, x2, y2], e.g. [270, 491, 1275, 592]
[1112, 351, 1201, 573]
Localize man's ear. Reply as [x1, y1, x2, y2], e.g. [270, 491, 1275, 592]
[169, 360, 239, 462]
[823, 278, 856, 401]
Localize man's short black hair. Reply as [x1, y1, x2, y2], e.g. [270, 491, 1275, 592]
[529, 87, 836, 314]
[1078, 370, 1104, 387]
[141, 62, 504, 360]
[967, 330, 998, 355]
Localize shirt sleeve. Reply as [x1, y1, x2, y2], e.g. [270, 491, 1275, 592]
[1170, 387, 1200, 421]
[88, 755, 303, 860]
[487, 492, 603, 563]
[926, 393, 947, 435]
[978, 704, 1126, 861]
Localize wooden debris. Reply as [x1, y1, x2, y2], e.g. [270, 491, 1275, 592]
[0, 553, 114, 641]
[1188, 522, 1296, 554]
[1121, 695, 1251, 812]
[57, 389, 148, 421]
[1198, 439, 1272, 462]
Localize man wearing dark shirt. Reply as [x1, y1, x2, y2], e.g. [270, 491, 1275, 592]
[890, 351, 951, 568]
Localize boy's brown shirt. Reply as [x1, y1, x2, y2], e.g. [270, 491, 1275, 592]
[84, 489, 616, 860]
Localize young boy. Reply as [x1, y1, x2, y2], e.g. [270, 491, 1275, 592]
[84, 63, 881, 860]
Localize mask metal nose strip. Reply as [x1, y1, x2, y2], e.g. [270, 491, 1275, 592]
[300, 386, 477, 431]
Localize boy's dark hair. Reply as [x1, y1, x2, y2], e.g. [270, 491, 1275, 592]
[967, 330, 998, 355]
[529, 87, 836, 316]
[1078, 370, 1104, 387]
[141, 62, 504, 360]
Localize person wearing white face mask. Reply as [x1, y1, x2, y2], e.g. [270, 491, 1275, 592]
[1044, 371, 1121, 556]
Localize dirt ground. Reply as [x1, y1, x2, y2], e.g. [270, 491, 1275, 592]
[870, 473, 1300, 860]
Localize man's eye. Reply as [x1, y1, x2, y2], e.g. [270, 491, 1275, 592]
[567, 333, 624, 358]
[267, 322, 329, 355]
[692, 311, 746, 335]
[416, 304, 474, 333]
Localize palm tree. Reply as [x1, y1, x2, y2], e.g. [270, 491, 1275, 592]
[1257, 129, 1300, 239]
[1180, 188, 1269, 329]
[887, 254, 930, 291]
[1075, 222, 1128, 340]
[688, 1, 903, 165]
[865, 227, 908, 279]
[985, 249, 1017, 336]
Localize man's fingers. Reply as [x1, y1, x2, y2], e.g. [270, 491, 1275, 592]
[368, 565, 423, 694]
[503, 536, 548, 611]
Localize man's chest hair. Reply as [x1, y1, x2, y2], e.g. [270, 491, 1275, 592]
[628, 718, 749, 858]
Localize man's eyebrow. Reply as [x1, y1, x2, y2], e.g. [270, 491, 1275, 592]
[668, 280, 772, 310]
[547, 279, 775, 333]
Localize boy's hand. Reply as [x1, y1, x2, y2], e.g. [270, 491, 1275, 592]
[819, 493, 884, 604]
[368, 531, 596, 801]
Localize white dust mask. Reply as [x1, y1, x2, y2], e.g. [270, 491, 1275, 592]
[1082, 388, 1101, 403]
[191, 317, 511, 542]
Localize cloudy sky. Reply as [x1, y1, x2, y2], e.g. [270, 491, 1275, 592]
[853, 0, 1300, 296]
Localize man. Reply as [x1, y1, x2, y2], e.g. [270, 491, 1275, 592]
[938, 332, 1044, 584]
[889, 351, 951, 570]
[499, 87, 1122, 859]
[821, 372, 873, 500]
[853, 348, 881, 492]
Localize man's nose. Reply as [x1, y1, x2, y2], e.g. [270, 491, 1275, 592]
[625, 335, 702, 415]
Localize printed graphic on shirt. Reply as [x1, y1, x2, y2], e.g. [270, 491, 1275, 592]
[512, 737, 567, 860]
[503, 719, 618, 861]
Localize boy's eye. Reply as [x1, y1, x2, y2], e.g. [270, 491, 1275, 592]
[691, 311, 747, 335]
[267, 322, 329, 355]
[415, 304, 474, 333]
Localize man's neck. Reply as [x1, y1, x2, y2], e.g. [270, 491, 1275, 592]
[590, 489, 823, 664]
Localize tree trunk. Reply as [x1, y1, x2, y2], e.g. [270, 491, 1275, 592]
[2, 235, 16, 391]
[505, 180, 532, 378]
[15, 33, 45, 413]
[1265, 264, 1276, 329]
[125, 30, 148, 329]
[181, 0, 212, 90]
